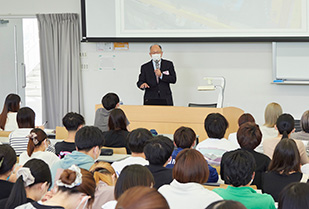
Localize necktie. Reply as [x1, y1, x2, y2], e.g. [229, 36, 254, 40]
[155, 60, 160, 83]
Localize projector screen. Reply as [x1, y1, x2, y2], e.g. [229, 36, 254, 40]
[81, 0, 309, 41]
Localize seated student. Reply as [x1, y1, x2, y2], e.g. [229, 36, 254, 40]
[112, 128, 152, 176]
[103, 108, 131, 154]
[55, 112, 85, 158]
[213, 150, 276, 209]
[166, 126, 218, 183]
[206, 200, 247, 209]
[116, 186, 169, 209]
[17, 165, 96, 209]
[94, 92, 120, 132]
[19, 128, 59, 169]
[9, 107, 36, 155]
[144, 136, 174, 189]
[263, 113, 309, 165]
[0, 144, 17, 200]
[278, 182, 309, 209]
[196, 113, 238, 165]
[0, 93, 20, 131]
[102, 164, 154, 209]
[0, 159, 51, 209]
[51, 126, 104, 186]
[221, 122, 270, 189]
[262, 138, 308, 202]
[291, 110, 309, 154]
[158, 149, 222, 209]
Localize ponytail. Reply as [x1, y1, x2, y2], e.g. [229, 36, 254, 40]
[5, 176, 27, 209]
[281, 131, 289, 140]
[27, 128, 47, 156]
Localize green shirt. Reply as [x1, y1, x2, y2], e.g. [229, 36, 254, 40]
[213, 186, 276, 209]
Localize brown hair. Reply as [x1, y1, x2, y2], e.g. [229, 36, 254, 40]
[173, 149, 209, 184]
[89, 161, 117, 186]
[27, 128, 47, 156]
[264, 102, 283, 128]
[268, 138, 301, 175]
[0, 94, 20, 130]
[300, 110, 309, 133]
[173, 126, 196, 149]
[237, 122, 262, 150]
[108, 109, 128, 131]
[238, 113, 255, 126]
[116, 186, 169, 209]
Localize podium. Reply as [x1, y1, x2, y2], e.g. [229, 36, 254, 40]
[95, 105, 244, 141]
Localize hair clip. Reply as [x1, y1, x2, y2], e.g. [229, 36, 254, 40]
[27, 133, 39, 145]
[17, 167, 35, 187]
[56, 165, 82, 188]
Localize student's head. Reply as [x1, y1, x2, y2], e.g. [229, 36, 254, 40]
[276, 113, 295, 139]
[128, 128, 153, 153]
[222, 149, 256, 187]
[237, 122, 262, 150]
[173, 126, 196, 149]
[268, 138, 300, 175]
[108, 108, 128, 131]
[173, 149, 209, 184]
[0, 93, 21, 130]
[102, 93, 120, 110]
[116, 186, 169, 209]
[75, 126, 104, 158]
[238, 113, 255, 126]
[204, 113, 228, 139]
[90, 161, 117, 186]
[27, 128, 48, 157]
[56, 165, 96, 208]
[62, 112, 85, 132]
[114, 165, 154, 200]
[300, 110, 309, 133]
[5, 159, 51, 209]
[206, 200, 247, 209]
[264, 102, 283, 128]
[0, 144, 17, 177]
[17, 107, 35, 128]
[144, 136, 174, 166]
[278, 182, 309, 209]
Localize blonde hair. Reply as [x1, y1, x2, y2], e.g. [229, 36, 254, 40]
[264, 102, 283, 128]
[89, 162, 117, 186]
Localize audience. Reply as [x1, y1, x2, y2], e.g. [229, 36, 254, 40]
[213, 150, 275, 209]
[102, 164, 154, 209]
[144, 136, 174, 189]
[278, 182, 309, 209]
[291, 110, 309, 154]
[55, 112, 85, 158]
[263, 113, 309, 164]
[9, 107, 36, 155]
[51, 126, 104, 186]
[116, 186, 169, 209]
[112, 128, 152, 176]
[0, 159, 51, 209]
[221, 122, 270, 189]
[206, 200, 247, 209]
[166, 126, 218, 183]
[103, 108, 131, 154]
[196, 113, 238, 165]
[262, 138, 308, 202]
[158, 149, 222, 209]
[0, 144, 17, 199]
[19, 128, 59, 169]
[0, 93, 20, 131]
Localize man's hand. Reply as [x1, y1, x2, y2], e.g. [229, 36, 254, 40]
[140, 83, 150, 89]
[155, 69, 162, 77]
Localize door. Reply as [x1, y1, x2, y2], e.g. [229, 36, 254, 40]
[0, 18, 25, 105]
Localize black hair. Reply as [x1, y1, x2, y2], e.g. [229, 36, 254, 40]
[102, 93, 120, 110]
[204, 113, 229, 139]
[108, 109, 128, 131]
[5, 159, 51, 209]
[144, 136, 174, 166]
[222, 149, 256, 187]
[276, 113, 294, 139]
[278, 182, 309, 209]
[206, 200, 247, 209]
[128, 128, 153, 153]
[0, 94, 21, 130]
[0, 144, 16, 175]
[173, 126, 196, 149]
[17, 107, 35, 128]
[62, 112, 85, 131]
[75, 126, 104, 151]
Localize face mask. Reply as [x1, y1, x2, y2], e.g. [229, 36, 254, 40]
[76, 195, 89, 209]
[152, 53, 161, 61]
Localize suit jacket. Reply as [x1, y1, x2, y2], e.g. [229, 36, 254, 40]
[137, 59, 176, 105]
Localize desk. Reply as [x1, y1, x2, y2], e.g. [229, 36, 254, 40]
[98, 154, 130, 163]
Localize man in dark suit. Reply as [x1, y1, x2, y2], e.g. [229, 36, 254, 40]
[137, 44, 176, 105]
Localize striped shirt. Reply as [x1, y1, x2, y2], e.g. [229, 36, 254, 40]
[9, 128, 32, 156]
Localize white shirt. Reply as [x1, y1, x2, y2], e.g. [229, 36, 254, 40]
[196, 138, 238, 165]
[19, 150, 60, 169]
[9, 128, 32, 156]
[256, 126, 278, 153]
[111, 156, 149, 177]
[227, 132, 240, 148]
[158, 179, 222, 209]
[4, 112, 18, 131]
[101, 200, 117, 209]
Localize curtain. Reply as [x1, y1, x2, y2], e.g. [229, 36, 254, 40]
[37, 14, 83, 128]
